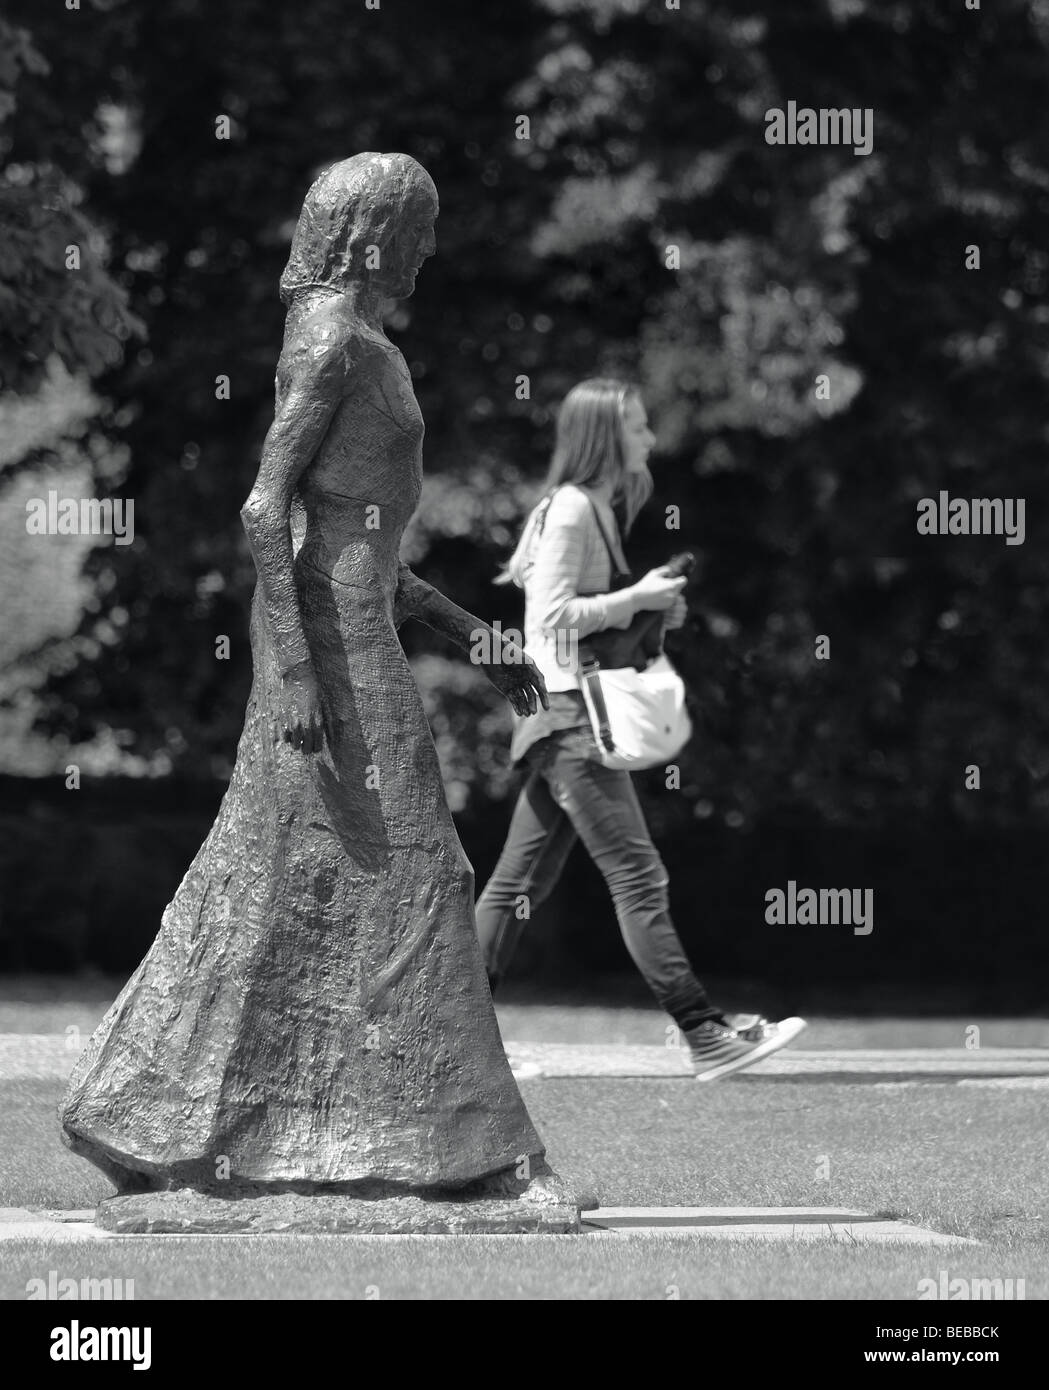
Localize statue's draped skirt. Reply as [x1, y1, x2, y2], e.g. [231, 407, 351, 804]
[61, 380, 543, 1189]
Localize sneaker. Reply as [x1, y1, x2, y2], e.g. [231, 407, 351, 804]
[723, 1012, 765, 1037]
[685, 1015, 808, 1081]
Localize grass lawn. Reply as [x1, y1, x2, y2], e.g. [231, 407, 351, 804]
[1, 1229, 1043, 1301]
[0, 977, 1046, 1299]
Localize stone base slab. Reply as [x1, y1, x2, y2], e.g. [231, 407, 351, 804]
[95, 1187, 581, 1235]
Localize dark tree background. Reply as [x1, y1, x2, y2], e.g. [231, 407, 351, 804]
[2, 0, 1049, 930]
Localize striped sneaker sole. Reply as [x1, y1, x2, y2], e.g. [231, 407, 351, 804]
[692, 1017, 808, 1081]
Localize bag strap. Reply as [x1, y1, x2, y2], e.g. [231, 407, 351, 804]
[580, 660, 618, 755]
[531, 490, 556, 540]
[583, 495, 631, 581]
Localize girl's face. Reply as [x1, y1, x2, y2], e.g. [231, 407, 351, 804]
[620, 394, 656, 473]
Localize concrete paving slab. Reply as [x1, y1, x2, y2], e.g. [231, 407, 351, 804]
[503, 1043, 1049, 1081]
[0, 1208, 111, 1241]
[5, 1035, 1049, 1084]
[0, 1205, 977, 1246]
[0, 1035, 78, 1079]
[581, 1206, 979, 1245]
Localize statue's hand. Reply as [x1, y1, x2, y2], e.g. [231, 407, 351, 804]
[277, 660, 327, 753]
[481, 646, 550, 718]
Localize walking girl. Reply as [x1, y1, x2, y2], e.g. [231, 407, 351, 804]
[476, 378, 805, 1079]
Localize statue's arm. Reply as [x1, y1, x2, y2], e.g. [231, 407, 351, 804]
[394, 564, 475, 644]
[395, 563, 549, 717]
[240, 338, 347, 676]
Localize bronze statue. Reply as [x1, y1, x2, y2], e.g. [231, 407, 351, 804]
[60, 153, 577, 1233]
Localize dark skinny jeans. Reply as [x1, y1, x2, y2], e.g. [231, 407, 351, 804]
[475, 728, 718, 1031]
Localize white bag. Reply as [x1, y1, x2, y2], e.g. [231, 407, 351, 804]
[579, 653, 693, 771]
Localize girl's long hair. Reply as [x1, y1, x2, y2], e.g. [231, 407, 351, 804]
[498, 377, 653, 587]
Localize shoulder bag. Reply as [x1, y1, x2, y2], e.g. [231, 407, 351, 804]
[576, 498, 693, 771]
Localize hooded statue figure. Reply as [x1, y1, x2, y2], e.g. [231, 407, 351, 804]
[59, 155, 568, 1226]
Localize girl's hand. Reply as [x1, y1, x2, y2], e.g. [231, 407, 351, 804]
[630, 568, 687, 613]
[663, 595, 688, 631]
[277, 660, 326, 753]
[481, 645, 550, 717]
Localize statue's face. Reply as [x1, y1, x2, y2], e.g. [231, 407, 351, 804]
[380, 188, 438, 299]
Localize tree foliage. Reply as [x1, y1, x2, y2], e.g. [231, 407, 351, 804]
[0, 15, 139, 397]
[3, 0, 1049, 829]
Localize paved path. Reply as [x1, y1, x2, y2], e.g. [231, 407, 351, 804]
[0, 1205, 975, 1246]
[4, 1034, 1049, 1083]
[0, 1208, 110, 1242]
[503, 1042, 1049, 1081]
[581, 1207, 978, 1244]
